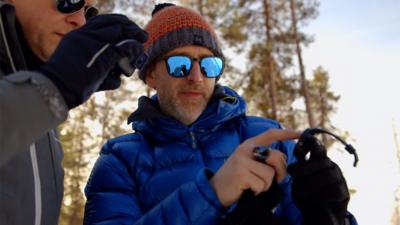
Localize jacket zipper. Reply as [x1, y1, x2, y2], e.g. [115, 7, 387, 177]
[1, 14, 42, 225]
[30, 144, 42, 225]
[190, 131, 197, 149]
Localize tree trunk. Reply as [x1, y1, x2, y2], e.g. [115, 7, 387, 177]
[197, 0, 205, 15]
[263, 0, 278, 120]
[318, 89, 328, 145]
[290, 0, 316, 127]
[392, 122, 400, 225]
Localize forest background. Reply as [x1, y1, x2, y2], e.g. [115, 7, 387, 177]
[58, 0, 400, 224]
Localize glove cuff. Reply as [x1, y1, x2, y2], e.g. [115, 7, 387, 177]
[38, 65, 79, 109]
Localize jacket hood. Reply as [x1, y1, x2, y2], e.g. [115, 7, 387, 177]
[128, 85, 247, 144]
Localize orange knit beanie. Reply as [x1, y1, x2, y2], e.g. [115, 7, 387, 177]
[138, 3, 224, 81]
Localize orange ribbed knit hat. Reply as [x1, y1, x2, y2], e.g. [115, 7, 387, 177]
[139, 3, 224, 81]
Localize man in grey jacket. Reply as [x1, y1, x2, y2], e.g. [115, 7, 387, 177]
[0, 0, 147, 224]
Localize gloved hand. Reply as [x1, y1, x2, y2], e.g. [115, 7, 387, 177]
[221, 146, 290, 225]
[39, 14, 148, 109]
[287, 135, 350, 225]
[221, 181, 286, 225]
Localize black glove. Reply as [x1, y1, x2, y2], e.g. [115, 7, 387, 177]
[287, 134, 350, 225]
[39, 14, 148, 109]
[221, 181, 287, 225]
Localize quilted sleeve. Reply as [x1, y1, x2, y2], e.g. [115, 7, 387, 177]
[84, 142, 226, 225]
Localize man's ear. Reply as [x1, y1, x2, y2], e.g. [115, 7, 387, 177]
[145, 68, 156, 89]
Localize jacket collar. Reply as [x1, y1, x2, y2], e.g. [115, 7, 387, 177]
[128, 85, 247, 142]
[0, 2, 27, 73]
[127, 95, 167, 122]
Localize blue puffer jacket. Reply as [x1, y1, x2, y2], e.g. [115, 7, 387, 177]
[83, 86, 302, 225]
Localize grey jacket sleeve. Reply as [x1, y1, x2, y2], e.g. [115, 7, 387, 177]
[0, 70, 68, 165]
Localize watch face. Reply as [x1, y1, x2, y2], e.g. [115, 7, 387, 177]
[70, 0, 82, 4]
[253, 146, 271, 162]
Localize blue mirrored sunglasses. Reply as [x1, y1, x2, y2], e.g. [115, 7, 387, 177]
[56, 0, 99, 19]
[164, 55, 224, 78]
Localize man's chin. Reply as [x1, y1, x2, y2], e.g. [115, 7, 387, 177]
[162, 99, 206, 125]
[178, 106, 205, 124]
[43, 35, 63, 61]
[41, 43, 58, 62]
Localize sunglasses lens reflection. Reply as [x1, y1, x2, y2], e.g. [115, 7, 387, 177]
[166, 55, 223, 78]
[201, 57, 223, 78]
[166, 56, 192, 77]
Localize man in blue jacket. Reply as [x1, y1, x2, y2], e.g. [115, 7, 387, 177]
[84, 3, 357, 225]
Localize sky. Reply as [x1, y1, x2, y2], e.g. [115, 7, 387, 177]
[301, 0, 400, 224]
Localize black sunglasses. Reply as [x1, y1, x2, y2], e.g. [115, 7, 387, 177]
[56, 0, 99, 19]
[164, 55, 224, 78]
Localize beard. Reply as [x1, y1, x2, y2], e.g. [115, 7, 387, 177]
[158, 83, 212, 125]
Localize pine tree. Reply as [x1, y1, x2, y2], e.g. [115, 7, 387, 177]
[59, 99, 97, 225]
[182, 0, 321, 129]
[289, 0, 319, 127]
[308, 66, 340, 146]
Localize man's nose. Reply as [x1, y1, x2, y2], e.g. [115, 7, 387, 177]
[65, 9, 86, 28]
[186, 61, 204, 82]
